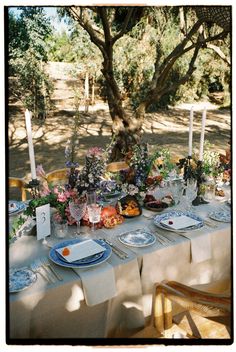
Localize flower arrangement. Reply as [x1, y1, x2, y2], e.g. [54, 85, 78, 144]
[77, 147, 106, 195]
[110, 144, 166, 200]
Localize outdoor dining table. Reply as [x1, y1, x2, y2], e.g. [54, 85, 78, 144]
[8, 199, 231, 340]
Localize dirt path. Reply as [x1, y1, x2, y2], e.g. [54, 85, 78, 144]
[8, 101, 231, 181]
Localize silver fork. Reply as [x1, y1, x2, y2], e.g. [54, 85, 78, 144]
[30, 262, 50, 283]
[41, 257, 63, 281]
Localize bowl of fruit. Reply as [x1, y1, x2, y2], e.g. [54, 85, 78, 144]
[144, 194, 173, 212]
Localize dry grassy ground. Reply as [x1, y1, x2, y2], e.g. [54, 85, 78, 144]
[8, 100, 230, 182]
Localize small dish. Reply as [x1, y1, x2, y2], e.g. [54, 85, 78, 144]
[209, 210, 231, 223]
[9, 267, 37, 293]
[118, 229, 156, 247]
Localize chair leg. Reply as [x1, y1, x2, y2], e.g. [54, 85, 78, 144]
[164, 296, 172, 330]
[154, 292, 164, 333]
[21, 187, 27, 201]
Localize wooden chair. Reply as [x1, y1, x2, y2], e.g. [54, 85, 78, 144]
[46, 168, 68, 185]
[106, 161, 129, 173]
[9, 177, 27, 201]
[131, 279, 231, 339]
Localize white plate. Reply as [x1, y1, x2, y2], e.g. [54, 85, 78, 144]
[118, 229, 156, 247]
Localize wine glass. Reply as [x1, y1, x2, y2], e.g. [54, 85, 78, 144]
[87, 204, 102, 232]
[69, 199, 87, 236]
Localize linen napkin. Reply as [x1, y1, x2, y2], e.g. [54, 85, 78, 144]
[183, 231, 212, 263]
[56, 239, 105, 262]
[160, 215, 201, 230]
[73, 262, 117, 306]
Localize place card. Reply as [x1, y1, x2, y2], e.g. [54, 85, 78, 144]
[161, 215, 201, 230]
[36, 204, 51, 241]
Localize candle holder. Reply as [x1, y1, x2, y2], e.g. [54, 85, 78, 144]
[183, 156, 193, 181]
[192, 160, 209, 206]
[25, 179, 40, 199]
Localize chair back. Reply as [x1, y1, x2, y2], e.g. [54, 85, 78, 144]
[46, 168, 68, 185]
[9, 177, 27, 201]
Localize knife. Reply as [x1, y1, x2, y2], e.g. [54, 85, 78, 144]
[102, 238, 129, 258]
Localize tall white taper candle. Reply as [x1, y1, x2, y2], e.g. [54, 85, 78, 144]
[25, 109, 37, 179]
[199, 107, 207, 161]
[188, 106, 194, 156]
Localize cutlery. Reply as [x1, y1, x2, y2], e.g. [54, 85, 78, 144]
[101, 238, 128, 259]
[30, 262, 50, 283]
[41, 257, 63, 281]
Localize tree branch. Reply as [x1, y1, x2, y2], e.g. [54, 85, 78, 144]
[67, 7, 106, 56]
[206, 43, 231, 66]
[159, 40, 201, 97]
[112, 8, 136, 44]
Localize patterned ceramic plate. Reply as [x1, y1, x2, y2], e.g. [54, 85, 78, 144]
[9, 200, 26, 215]
[49, 238, 112, 268]
[153, 210, 204, 232]
[9, 267, 37, 293]
[209, 210, 231, 223]
[118, 229, 156, 247]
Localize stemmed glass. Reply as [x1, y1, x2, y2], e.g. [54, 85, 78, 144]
[69, 198, 87, 236]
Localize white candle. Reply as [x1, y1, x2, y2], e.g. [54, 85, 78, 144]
[199, 107, 207, 161]
[25, 109, 37, 179]
[188, 106, 194, 156]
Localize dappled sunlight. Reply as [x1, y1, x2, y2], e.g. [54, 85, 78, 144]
[19, 287, 47, 310]
[8, 101, 230, 178]
[65, 284, 84, 312]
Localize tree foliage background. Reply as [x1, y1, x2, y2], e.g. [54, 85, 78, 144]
[8, 6, 230, 124]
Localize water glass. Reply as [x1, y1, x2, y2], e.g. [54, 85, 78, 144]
[52, 219, 68, 238]
[185, 179, 198, 210]
[87, 204, 102, 232]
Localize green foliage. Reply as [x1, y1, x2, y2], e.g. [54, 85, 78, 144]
[8, 7, 54, 116]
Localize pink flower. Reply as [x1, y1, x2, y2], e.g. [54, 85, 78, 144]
[36, 164, 47, 179]
[57, 192, 68, 203]
[41, 183, 51, 196]
[53, 212, 63, 223]
[88, 147, 103, 157]
[65, 206, 77, 225]
[53, 186, 60, 195]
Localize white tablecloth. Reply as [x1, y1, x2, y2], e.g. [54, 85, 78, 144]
[9, 201, 231, 339]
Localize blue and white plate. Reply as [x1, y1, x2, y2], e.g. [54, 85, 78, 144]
[9, 267, 37, 293]
[9, 200, 26, 216]
[49, 239, 112, 269]
[118, 229, 156, 247]
[209, 210, 231, 223]
[153, 210, 204, 232]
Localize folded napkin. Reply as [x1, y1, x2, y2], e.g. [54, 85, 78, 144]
[73, 262, 117, 306]
[161, 215, 200, 230]
[183, 231, 212, 263]
[56, 239, 105, 262]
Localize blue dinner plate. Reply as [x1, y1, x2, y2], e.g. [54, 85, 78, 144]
[49, 238, 112, 269]
[154, 210, 204, 232]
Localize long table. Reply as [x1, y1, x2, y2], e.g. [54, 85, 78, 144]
[8, 201, 231, 340]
